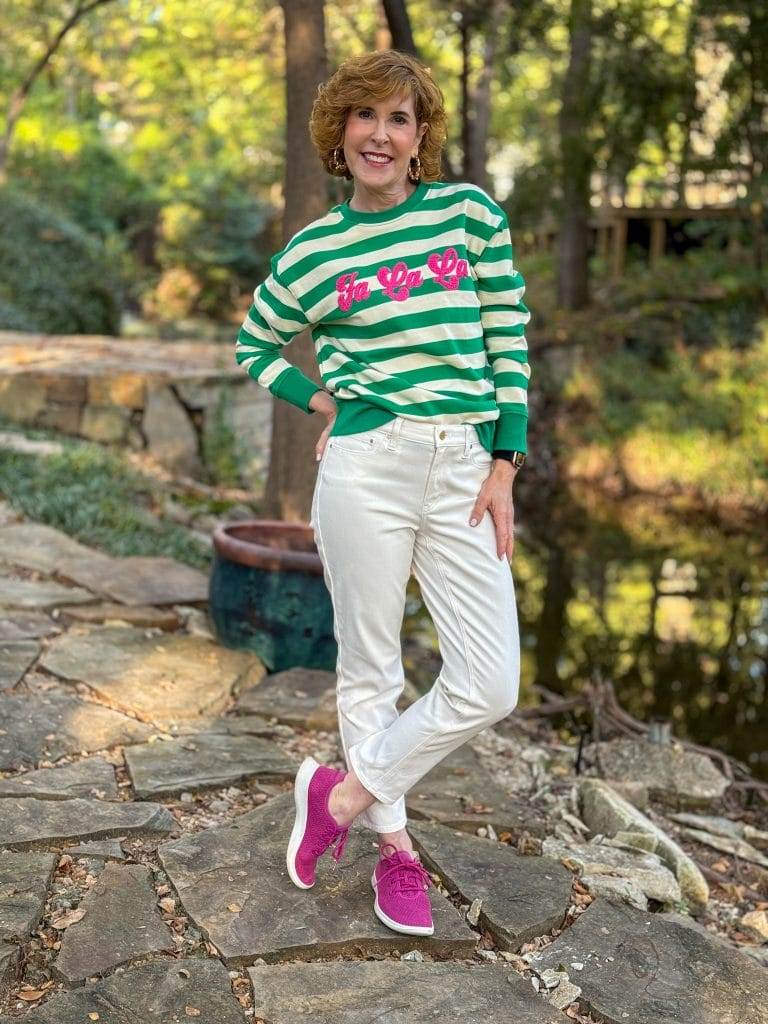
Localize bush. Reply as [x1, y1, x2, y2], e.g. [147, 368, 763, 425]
[0, 186, 122, 334]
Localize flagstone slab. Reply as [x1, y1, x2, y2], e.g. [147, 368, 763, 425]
[249, 960, 563, 1024]
[158, 793, 476, 965]
[234, 666, 416, 730]
[409, 819, 572, 951]
[0, 640, 39, 688]
[0, 578, 95, 610]
[53, 862, 176, 983]
[40, 625, 264, 725]
[124, 733, 293, 799]
[0, 757, 118, 801]
[57, 602, 182, 631]
[0, 683, 153, 770]
[203, 713, 278, 737]
[0, 612, 58, 642]
[594, 737, 729, 810]
[0, 851, 57, 998]
[66, 838, 126, 860]
[0, 797, 174, 851]
[1, 956, 248, 1023]
[0, 524, 208, 606]
[406, 744, 550, 838]
[530, 899, 768, 1024]
[541, 837, 681, 907]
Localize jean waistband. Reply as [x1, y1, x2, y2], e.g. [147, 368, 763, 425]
[378, 415, 481, 448]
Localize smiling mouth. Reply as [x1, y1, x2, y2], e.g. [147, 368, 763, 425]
[362, 153, 393, 165]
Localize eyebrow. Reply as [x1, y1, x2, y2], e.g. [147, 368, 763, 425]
[357, 105, 411, 117]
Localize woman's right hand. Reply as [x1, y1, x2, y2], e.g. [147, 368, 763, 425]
[309, 389, 338, 460]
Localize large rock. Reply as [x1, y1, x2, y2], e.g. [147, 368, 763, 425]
[53, 863, 175, 983]
[0, 756, 117, 801]
[0, 612, 58, 642]
[249, 961, 563, 1024]
[530, 899, 768, 1024]
[0, 524, 208, 606]
[124, 732, 293, 799]
[3, 956, 247, 1022]
[235, 667, 418, 730]
[0, 578, 95, 610]
[541, 837, 681, 908]
[143, 385, 201, 476]
[0, 851, 57, 999]
[0, 797, 174, 851]
[410, 819, 572, 951]
[0, 640, 39, 688]
[579, 779, 709, 913]
[406, 744, 550, 838]
[159, 793, 476, 964]
[595, 738, 729, 810]
[57, 602, 181, 631]
[40, 626, 264, 725]
[0, 681, 153, 770]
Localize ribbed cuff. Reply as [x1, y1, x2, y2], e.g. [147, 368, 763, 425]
[271, 366, 323, 413]
[492, 412, 528, 453]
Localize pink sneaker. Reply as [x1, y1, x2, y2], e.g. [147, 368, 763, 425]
[371, 842, 435, 935]
[286, 756, 351, 889]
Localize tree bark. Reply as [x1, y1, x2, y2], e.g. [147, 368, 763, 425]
[266, 0, 329, 521]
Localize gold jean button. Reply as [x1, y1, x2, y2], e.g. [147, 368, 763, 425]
[439, 430, 446, 439]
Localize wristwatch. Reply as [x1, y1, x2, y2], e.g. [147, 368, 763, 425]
[491, 449, 526, 468]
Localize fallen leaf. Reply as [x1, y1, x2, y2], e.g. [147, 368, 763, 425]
[18, 989, 48, 1002]
[185, 1007, 201, 1017]
[227, 903, 242, 913]
[50, 907, 86, 929]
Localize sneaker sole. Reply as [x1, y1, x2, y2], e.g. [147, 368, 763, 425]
[371, 870, 435, 936]
[286, 756, 320, 890]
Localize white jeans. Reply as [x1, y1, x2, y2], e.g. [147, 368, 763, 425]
[310, 414, 521, 833]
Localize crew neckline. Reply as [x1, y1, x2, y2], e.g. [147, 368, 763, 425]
[335, 178, 429, 223]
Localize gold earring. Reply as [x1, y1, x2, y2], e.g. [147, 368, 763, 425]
[331, 146, 348, 175]
[408, 154, 422, 183]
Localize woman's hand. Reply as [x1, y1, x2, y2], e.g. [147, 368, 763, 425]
[309, 389, 338, 460]
[469, 460, 518, 560]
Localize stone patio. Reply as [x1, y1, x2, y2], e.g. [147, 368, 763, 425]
[0, 516, 764, 1021]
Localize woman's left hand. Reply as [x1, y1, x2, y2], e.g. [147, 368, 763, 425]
[468, 460, 518, 560]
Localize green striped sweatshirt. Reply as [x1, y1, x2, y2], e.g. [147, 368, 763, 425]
[235, 178, 531, 453]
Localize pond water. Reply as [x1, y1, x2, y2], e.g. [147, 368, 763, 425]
[402, 481, 768, 781]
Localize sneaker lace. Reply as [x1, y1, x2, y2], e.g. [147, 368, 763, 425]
[378, 849, 433, 896]
[310, 818, 350, 864]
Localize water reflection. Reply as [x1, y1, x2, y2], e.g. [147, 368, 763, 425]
[402, 481, 768, 780]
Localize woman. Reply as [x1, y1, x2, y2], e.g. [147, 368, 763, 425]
[235, 49, 531, 937]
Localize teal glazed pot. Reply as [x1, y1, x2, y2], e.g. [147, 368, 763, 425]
[209, 520, 336, 672]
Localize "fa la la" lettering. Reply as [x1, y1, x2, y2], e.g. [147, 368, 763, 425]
[335, 246, 469, 311]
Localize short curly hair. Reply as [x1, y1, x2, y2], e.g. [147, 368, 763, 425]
[309, 49, 448, 183]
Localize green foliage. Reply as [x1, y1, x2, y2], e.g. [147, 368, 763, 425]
[8, 137, 158, 243]
[154, 170, 270, 316]
[201, 387, 242, 487]
[0, 439, 211, 571]
[0, 186, 122, 333]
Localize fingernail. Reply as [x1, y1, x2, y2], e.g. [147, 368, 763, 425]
[470, 518, 477, 527]
[316, 453, 321, 461]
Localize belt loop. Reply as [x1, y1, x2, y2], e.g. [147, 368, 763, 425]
[386, 415, 403, 451]
[463, 424, 472, 459]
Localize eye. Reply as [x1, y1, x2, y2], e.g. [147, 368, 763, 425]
[358, 109, 408, 124]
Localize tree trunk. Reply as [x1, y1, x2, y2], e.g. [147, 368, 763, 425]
[465, 0, 505, 191]
[557, 0, 593, 310]
[266, 0, 329, 522]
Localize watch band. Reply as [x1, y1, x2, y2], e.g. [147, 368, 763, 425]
[491, 449, 526, 468]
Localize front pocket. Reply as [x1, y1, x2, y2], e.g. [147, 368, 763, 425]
[328, 431, 384, 455]
[468, 444, 493, 469]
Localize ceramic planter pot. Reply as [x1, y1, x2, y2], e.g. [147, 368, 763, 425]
[209, 520, 336, 672]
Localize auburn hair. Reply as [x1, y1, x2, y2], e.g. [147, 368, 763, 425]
[309, 49, 448, 182]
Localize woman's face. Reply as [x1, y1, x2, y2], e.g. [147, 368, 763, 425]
[342, 92, 427, 191]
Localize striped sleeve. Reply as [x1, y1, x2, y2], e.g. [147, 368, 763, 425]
[474, 213, 532, 453]
[235, 264, 322, 414]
